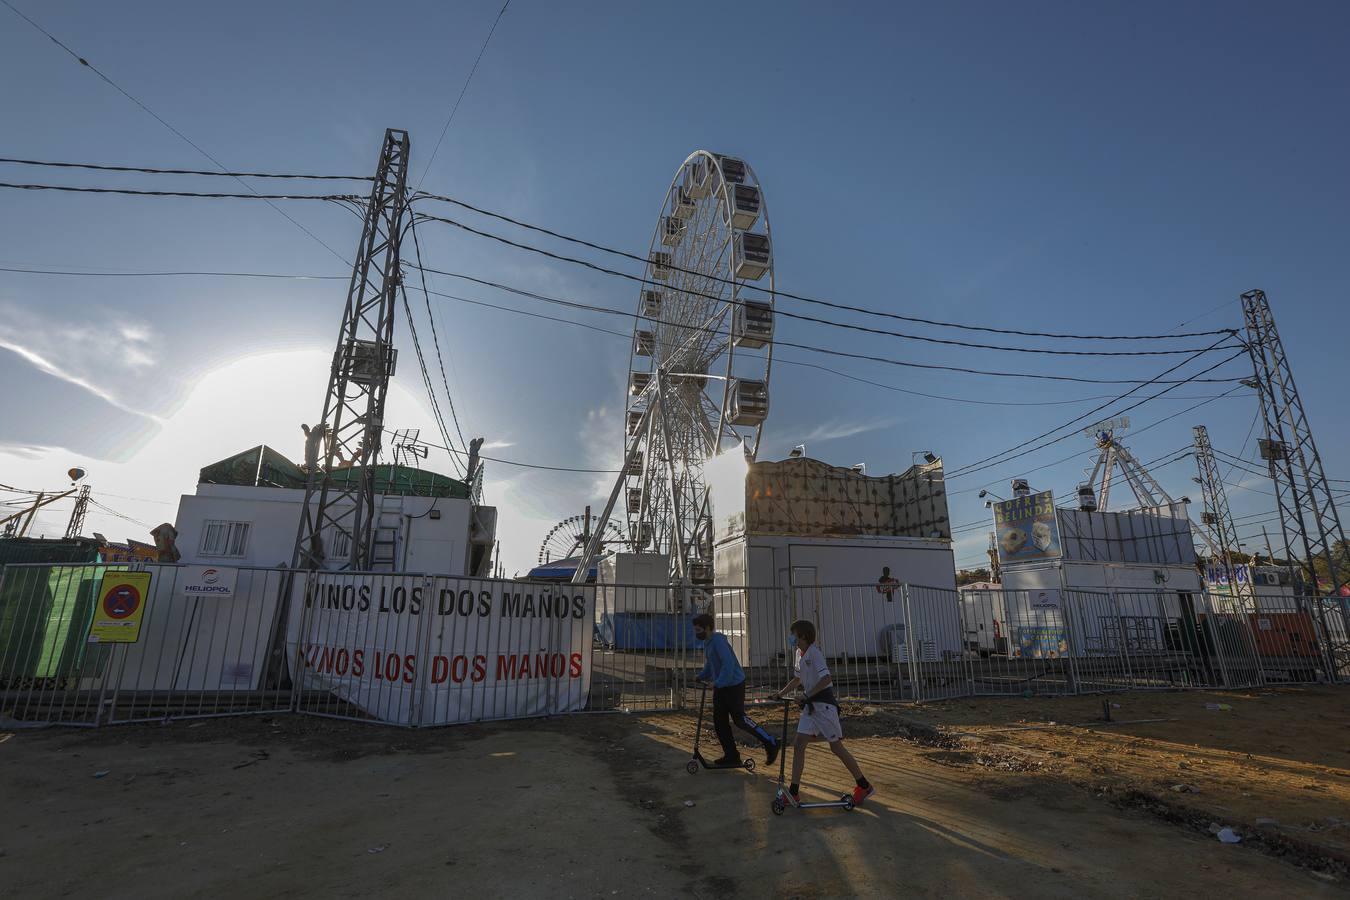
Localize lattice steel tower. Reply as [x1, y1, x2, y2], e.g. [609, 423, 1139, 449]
[1192, 425, 1252, 605]
[1242, 290, 1348, 597]
[293, 129, 411, 570]
[64, 484, 90, 540]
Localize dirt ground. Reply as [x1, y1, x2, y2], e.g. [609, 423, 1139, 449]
[0, 688, 1345, 899]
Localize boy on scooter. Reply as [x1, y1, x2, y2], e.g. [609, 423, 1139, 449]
[775, 619, 874, 807]
[692, 613, 780, 767]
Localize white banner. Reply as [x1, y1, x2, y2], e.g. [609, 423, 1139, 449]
[180, 565, 238, 598]
[287, 574, 595, 725]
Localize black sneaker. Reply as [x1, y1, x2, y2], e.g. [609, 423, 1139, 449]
[712, 755, 742, 767]
[765, 739, 780, 768]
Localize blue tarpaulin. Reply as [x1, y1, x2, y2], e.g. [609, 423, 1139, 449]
[596, 613, 698, 650]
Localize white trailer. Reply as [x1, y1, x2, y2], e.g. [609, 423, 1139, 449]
[714, 534, 959, 665]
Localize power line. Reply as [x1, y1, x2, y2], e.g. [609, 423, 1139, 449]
[0, 156, 370, 180]
[88, 497, 152, 530]
[408, 218, 469, 454]
[947, 340, 1245, 479]
[417, 0, 511, 189]
[410, 218, 1243, 357]
[1218, 409, 1262, 485]
[413, 265, 1245, 386]
[0, 265, 347, 279]
[386, 428, 620, 474]
[0, 181, 362, 202]
[0, 259, 1242, 406]
[949, 384, 1248, 496]
[411, 197, 1238, 341]
[398, 283, 467, 477]
[414, 279, 1232, 412]
[1, 0, 352, 264]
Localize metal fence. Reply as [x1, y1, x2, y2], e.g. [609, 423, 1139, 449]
[0, 563, 292, 726]
[1, 562, 1345, 729]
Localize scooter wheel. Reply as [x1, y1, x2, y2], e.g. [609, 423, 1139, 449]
[841, 795, 855, 811]
[771, 798, 785, 816]
[686, 760, 699, 775]
[744, 758, 756, 772]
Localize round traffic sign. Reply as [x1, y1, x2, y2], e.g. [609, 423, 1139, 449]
[103, 584, 142, 619]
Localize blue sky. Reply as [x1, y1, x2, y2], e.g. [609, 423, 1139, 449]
[1, 1, 1347, 574]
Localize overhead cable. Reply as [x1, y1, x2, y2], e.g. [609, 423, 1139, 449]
[0, 265, 347, 279]
[411, 197, 1238, 341]
[410, 218, 1243, 356]
[411, 265, 1245, 386]
[385, 428, 620, 474]
[408, 217, 470, 453]
[0, 181, 362, 202]
[0, 157, 371, 180]
[946, 339, 1244, 479]
[397, 284, 467, 477]
[0, 0, 352, 264]
[417, 0, 512, 189]
[948, 383, 1248, 494]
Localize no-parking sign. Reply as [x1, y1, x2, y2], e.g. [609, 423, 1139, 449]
[88, 571, 153, 643]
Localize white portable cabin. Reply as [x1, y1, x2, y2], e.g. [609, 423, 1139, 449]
[595, 551, 673, 621]
[995, 502, 1203, 657]
[707, 451, 957, 665]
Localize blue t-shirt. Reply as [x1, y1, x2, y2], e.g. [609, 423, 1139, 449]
[697, 632, 745, 688]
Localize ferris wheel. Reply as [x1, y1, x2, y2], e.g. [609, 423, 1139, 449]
[613, 151, 775, 584]
[538, 513, 628, 566]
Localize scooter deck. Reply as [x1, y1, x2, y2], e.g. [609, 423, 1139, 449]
[687, 751, 757, 774]
[772, 788, 853, 814]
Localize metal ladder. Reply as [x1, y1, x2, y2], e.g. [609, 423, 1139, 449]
[371, 494, 405, 570]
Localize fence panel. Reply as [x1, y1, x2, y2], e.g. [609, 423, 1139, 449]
[291, 574, 597, 725]
[590, 581, 694, 712]
[0, 563, 294, 726]
[105, 565, 293, 723]
[1313, 597, 1350, 683]
[905, 584, 969, 702]
[0, 563, 112, 725]
[1198, 590, 1264, 688]
[1239, 592, 1337, 684]
[960, 589, 1075, 696]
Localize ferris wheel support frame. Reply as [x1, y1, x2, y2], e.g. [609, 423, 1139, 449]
[572, 403, 653, 585]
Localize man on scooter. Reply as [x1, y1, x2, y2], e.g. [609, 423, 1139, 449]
[693, 613, 780, 767]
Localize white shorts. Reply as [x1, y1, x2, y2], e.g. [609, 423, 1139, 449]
[796, 702, 843, 742]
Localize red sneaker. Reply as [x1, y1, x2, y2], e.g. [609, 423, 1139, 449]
[851, 784, 875, 806]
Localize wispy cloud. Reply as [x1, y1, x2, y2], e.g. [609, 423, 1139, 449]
[0, 338, 161, 422]
[789, 417, 901, 447]
[0, 441, 61, 460]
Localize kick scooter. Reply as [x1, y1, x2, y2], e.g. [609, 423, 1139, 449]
[686, 682, 756, 774]
[770, 698, 853, 814]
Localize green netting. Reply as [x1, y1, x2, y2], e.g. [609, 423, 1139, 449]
[0, 564, 107, 685]
[198, 445, 466, 498]
[327, 465, 469, 499]
[199, 445, 306, 489]
[0, 538, 101, 566]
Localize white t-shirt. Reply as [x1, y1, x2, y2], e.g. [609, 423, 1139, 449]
[794, 644, 830, 698]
